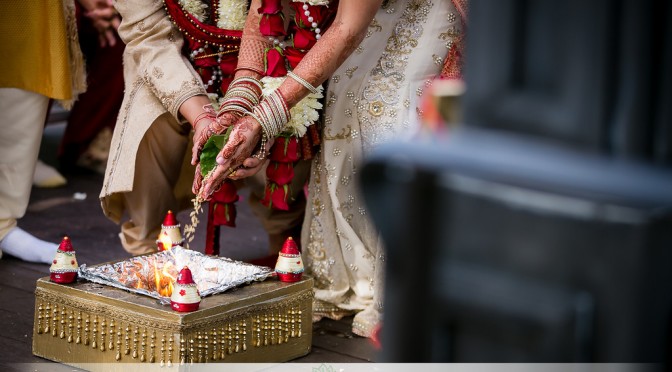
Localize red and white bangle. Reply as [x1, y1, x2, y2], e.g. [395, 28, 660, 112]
[192, 104, 216, 128]
[218, 77, 263, 116]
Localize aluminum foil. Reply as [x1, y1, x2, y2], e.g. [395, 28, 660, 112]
[78, 247, 273, 305]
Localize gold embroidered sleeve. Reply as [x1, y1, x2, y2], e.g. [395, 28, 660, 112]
[115, 0, 206, 118]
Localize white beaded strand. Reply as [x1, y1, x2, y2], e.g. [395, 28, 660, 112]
[302, 3, 321, 40]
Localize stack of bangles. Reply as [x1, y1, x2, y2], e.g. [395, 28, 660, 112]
[218, 77, 263, 117]
[247, 90, 291, 160]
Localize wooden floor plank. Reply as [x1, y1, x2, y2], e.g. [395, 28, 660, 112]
[0, 286, 36, 314]
[311, 317, 379, 361]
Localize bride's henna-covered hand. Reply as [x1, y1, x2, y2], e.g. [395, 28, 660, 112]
[191, 112, 238, 165]
[198, 115, 262, 200]
[228, 136, 274, 180]
[190, 112, 238, 195]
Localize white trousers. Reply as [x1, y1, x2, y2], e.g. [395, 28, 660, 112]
[0, 88, 50, 239]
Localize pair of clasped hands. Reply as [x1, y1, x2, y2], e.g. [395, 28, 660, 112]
[190, 110, 272, 201]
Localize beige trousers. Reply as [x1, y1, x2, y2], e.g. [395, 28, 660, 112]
[0, 88, 49, 240]
[117, 113, 308, 255]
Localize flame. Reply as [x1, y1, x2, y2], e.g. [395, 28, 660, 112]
[159, 231, 173, 251]
[132, 271, 146, 289]
[153, 259, 177, 297]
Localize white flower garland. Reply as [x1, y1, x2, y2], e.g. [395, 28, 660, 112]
[178, 0, 209, 22]
[261, 76, 323, 137]
[217, 0, 248, 30]
[178, 0, 247, 30]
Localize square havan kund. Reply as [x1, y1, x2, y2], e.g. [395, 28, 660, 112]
[32, 272, 313, 368]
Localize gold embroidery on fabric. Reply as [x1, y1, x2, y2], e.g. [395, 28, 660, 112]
[324, 126, 352, 141]
[103, 78, 145, 195]
[152, 67, 164, 79]
[359, 0, 433, 147]
[448, 12, 457, 23]
[305, 157, 333, 289]
[440, 25, 460, 49]
[344, 67, 358, 79]
[368, 101, 384, 117]
[432, 54, 443, 66]
[326, 92, 337, 108]
[367, 19, 383, 38]
[144, 76, 202, 115]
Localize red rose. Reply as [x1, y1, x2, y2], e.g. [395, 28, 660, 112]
[264, 47, 288, 77]
[211, 181, 239, 204]
[262, 183, 290, 210]
[259, 13, 286, 37]
[293, 27, 317, 50]
[269, 136, 300, 162]
[258, 0, 282, 14]
[284, 47, 306, 69]
[266, 161, 295, 185]
[290, 3, 328, 28]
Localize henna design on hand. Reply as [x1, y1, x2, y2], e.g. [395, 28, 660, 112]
[192, 164, 203, 195]
[221, 132, 244, 159]
[237, 0, 270, 73]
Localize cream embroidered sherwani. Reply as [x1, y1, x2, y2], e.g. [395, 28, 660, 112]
[100, 0, 204, 252]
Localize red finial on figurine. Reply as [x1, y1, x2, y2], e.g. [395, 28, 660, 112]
[157, 210, 184, 251]
[171, 266, 201, 312]
[57, 235, 74, 252]
[176, 266, 195, 284]
[281, 237, 300, 255]
[163, 210, 178, 226]
[275, 237, 304, 282]
[50, 236, 78, 284]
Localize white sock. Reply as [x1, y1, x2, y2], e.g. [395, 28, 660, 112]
[0, 227, 58, 264]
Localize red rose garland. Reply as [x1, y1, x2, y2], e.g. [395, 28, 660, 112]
[257, 0, 336, 210]
[164, 0, 244, 253]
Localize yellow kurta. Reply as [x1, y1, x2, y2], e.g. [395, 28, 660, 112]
[0, 0, 85, 104]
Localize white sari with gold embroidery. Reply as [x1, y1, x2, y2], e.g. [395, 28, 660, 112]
[302, 0, 463, 337]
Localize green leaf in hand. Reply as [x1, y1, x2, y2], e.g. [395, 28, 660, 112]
[199, 127, 233, 177]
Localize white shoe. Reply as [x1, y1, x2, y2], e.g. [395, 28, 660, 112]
[33, 159, 67, 188]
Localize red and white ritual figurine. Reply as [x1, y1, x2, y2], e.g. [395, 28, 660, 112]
[274, 237, 304, 282]
[156, 210, 184, 251]
[50, 236, 78, 284]
[170, 266, 201, 312]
